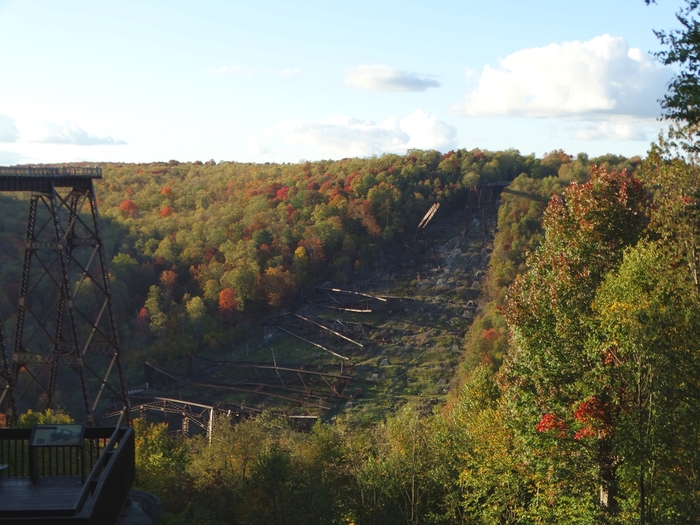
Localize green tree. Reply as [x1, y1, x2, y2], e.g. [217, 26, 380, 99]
[250, 445, 292, 524]
[503, 167, 647, 520]
[16, 408, 74, 428]
[111, 253, 139, 281]
[643, 126, 700, 288]
[653, 0, 700, 124]
[594, 242, 700, 522]
[144, 285, 167, 337]
[185, 295, 207, 346]
[449, 367, 528, 523]
[380, 405, 440, 525]
[133, 418, 190, 518]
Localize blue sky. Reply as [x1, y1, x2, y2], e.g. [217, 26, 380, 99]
[0, 0, 683, 165]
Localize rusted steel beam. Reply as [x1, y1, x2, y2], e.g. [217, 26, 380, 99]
[307, 301, 372, 313]
[145, 362, 332, 410]
[292, 314, 364, 347]
[417, 202, 440, 229]
[315, 287, 388, 302]
[192, 356, 355, 381]
[272, 324, 349, 361]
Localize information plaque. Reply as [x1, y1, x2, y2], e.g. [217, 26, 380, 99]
[29, 423, 87, 484]
[30, 424, 85, 447]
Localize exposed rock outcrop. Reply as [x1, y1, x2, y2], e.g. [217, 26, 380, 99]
[118, 490, 162, 525]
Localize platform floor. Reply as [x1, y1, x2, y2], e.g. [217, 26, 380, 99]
[0, 476, 84, 515]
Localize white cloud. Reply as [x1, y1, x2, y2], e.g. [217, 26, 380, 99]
[346, 65, 440, 92]
[569, 118, 656, 141]
[274, 110, 456, 157]
[34, 122, 126, 145]
[456, 35, 672, 118]
[0, 114, 18, 142]
[399, 110, 457, 149]
[281, 68, 302, 76]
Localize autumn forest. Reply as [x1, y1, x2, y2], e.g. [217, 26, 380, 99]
[4, 1, 700, 521]
[2, 135, 699, 523]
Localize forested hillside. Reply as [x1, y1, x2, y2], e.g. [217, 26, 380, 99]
[9, 145, 699, 525]
[5, 0, 700, 522]
[0, 149, 636, 379]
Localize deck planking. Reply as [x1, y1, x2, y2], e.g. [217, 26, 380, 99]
[0, 476, 84, 516]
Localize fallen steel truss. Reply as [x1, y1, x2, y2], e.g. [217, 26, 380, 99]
[0, 167, 130, 426]
[144, 358, 356, 412]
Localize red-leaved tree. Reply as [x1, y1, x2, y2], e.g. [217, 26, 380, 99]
[218, 288, 238, 317]
[119, 199, 138, 217]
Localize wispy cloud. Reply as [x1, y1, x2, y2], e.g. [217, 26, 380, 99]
[345, 65, 440, 93]
[569, 118, 656, 141]
[0, 114, 19, 142]
[274, 109, 456, 157]
[455, 35, 672, 119]
[34, 122, 126, 146]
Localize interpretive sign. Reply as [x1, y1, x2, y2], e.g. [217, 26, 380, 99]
[30, 424, 85, 447]
[29, 423, 87, 484]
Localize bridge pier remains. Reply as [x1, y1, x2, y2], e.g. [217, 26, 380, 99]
[464, 183, 507, 247]
[0, 167, 130, 426]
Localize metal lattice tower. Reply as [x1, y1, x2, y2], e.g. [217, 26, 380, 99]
[0, 167, 130, 427]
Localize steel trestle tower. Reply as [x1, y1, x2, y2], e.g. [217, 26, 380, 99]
[0, 167, 130, 426]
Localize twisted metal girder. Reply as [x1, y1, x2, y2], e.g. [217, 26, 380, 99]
[1, 168, 130, 426]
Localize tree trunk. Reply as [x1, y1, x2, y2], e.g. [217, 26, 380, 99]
[599, 438, 618, 517]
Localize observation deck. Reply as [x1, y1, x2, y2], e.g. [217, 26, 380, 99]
[0, 426, 134, 525]
[0, 166, 102, 192]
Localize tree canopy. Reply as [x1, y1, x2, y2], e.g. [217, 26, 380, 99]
[652, 0, 700, 124]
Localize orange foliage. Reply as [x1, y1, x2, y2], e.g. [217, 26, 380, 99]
[119, 199, 137, 217]
[481, 328, 499, 341]
[135, 308, 149, 334]
[348, 199, 381, 236]
[160, 270, 178, 288]
[218, 288, 238, 314]
[160, 205, 174, 218]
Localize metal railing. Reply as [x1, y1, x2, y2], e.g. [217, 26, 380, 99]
[0, 427, 112, 478]
[0, 167, 102, 178]
[77, 426, 135, 522]
[0, 426, 134, 524]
